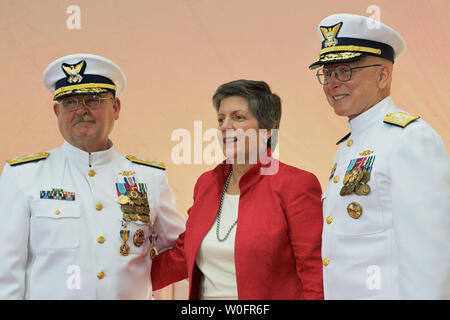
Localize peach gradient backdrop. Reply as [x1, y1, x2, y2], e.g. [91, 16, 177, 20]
[1, 0, 449, 299]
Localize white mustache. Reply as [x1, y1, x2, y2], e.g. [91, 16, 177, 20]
[72, 114, 95, 125]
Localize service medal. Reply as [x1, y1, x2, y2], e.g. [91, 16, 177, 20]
[347, 202, 363, 219]
[361, 171, 371, 183]
[118, 195, 130, 205]
[128, 190, 139, 199]
[149, 234, 158, 260]
[133, 196, 143, 206]
[359, 183, 371, 196]
[120, 242, 130, 256]
[347, 183, 356, 195]
[128, 213, 138, 221]
[119, 229, 131, 256]
[354, 183, 362, 195]
[133, 229, 145, 247]
[355, 169, 364, 183]
[138, 215, 150, 223]
[135, 205, 145, 214]
[343, 171, 350, 185]
[149, 247, 158, 260]
[340, 185, 347, 196]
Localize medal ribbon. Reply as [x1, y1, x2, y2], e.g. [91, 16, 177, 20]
[367, 156, 376, 173]
[116, 183, 127, 197]
[149, 234, 158, 244]
[346, 159, 357, 174]
[353, 157, 363, 169]
[139, 183, 147, 197]
[120, 230, 130, 241]
[358, 157, 368, 171]
[125, 177, 136, 187]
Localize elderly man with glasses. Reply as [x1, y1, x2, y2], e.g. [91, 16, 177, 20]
[0, 53, 186, 299]
[310, 14, 449, 299]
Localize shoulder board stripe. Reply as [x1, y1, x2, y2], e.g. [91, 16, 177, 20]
[126, 155, 166, 170]
[383, 112, 420, 128]
[7, 152, 49, 166]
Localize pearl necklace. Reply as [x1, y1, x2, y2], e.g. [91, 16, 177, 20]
[216, 170, 238, 242]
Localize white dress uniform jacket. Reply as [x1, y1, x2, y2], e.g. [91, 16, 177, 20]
[322, 96, 450, 299]
[0, 142, 186, 299]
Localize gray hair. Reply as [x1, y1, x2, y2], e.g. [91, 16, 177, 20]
[212, 79, 281, 149]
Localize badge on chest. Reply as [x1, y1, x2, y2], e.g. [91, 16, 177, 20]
[340, 152, 375, 197]
[116, 171, 158, 258]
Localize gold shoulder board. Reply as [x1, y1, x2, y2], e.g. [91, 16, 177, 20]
[126, 155, 166, 170]
[7, 152, 49, 166]
[383, 112, 420, 128]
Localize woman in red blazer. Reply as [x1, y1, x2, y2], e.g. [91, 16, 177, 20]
[152, 80, 323, 299]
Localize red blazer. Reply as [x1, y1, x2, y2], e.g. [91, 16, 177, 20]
[152, 155, 324, 299]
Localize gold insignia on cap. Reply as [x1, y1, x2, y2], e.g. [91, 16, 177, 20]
[383, 112, 420, 128]
[320, 22, 342, 47]
[7, 152, 49, 166]
[126, 155, 166, 170]
[61, 60, 86, 84]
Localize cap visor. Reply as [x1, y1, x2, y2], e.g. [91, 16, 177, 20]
[54, 87, 112, 100]
[309, 52, 365, 69]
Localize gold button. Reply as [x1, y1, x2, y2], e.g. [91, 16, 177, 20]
[323, 258, 330, 266]
[55, 209, 61, 215]
[333, 176, 339, 183]
[97, 272, 104, 279]
[88, 169, 96, 177]
[96, 203, 103, 211]
[326, 216, 333, 224]
[347, 139, 353, 147]
[97, 236, 105, 244]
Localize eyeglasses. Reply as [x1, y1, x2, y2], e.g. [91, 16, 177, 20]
[58, 95, 113, 112]
[316, 64, 381, 85]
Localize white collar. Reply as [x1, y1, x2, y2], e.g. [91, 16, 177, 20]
[62, 140, 115, 168]
[348, 96, 396, 135]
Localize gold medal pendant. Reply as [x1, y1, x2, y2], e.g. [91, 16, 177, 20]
[118, 195, 130, 205]
[343, 172, 350, 185]
[340, 185, 347, 196]
[120, 242, 130, 256]
[355, 169, 364, 183]
[149, 247, 158, 260]
[359, 183, 371, 195]
[133, 229, 145, 247]
[361, 171, 371, 183]
[149, 234, 158, 260]
[347, 183, 356, 195]
[354, 183, 363, 195]
[128, 190, 139, 200]
[120, 229, 131, 256]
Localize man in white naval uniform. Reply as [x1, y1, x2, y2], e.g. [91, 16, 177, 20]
[309, 14, 449, 299]
[0, 54, 186, 299]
